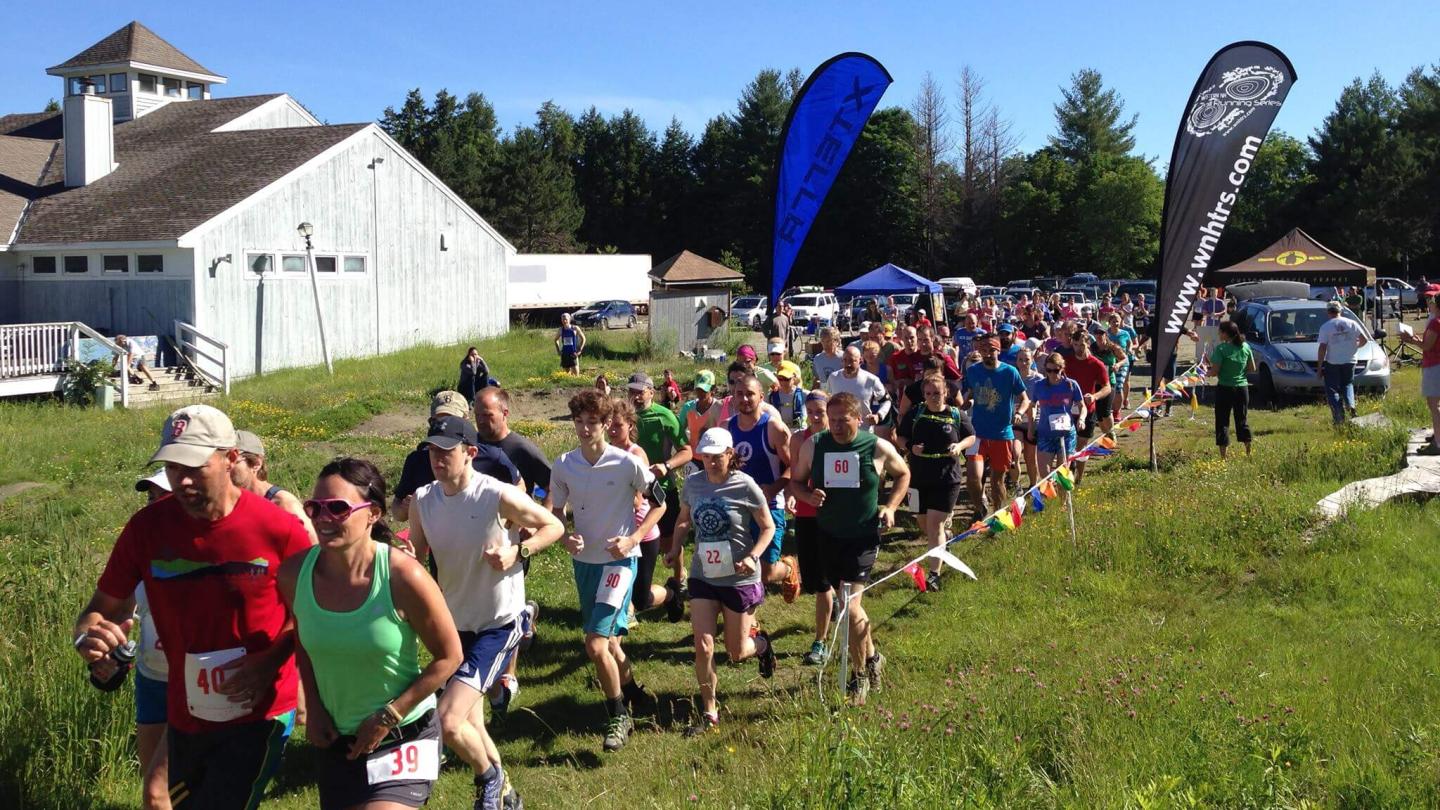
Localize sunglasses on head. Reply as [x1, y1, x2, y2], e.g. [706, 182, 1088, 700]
[303, 498, 373, 521]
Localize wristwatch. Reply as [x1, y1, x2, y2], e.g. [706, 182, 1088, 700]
[518, 542, 532, 561]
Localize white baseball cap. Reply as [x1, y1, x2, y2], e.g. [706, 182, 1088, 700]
[150, 404, 239, 467]
[695, 427, 734, 455]
[134, 469, 172, 493]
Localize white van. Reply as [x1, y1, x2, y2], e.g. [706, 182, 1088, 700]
[937, 277, 977, 297]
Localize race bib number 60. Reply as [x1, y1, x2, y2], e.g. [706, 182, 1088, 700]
[824, 452, 861, 488]
[366, 739, 440, 785]
[595, 564, 635, 609]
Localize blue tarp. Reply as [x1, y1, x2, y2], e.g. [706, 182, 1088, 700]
[834, 264, 941, 297]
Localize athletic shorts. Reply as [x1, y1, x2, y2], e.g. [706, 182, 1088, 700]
[573, 558, 637, 638]
[818, 530, 881, 587]
[317, 710, 439, 810]
[1076, 414, 1096, 440]
[748, 506, 787, 565]
[1037, 430, 1077, 457]
[135, 671, 167, 725]
[978, 438, 1015, 472]
[687, 578, 764, 614]
[560, 349, 577, 369]
[168, 710, 295, 810]
[917, 481, 963, 514]
[452, 612, 531, 695]
[794, 516, 829, 594]
[1423, 364, 1440, 398]
[1094, 394, 1113, 421]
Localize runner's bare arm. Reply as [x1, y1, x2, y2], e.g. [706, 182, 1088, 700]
[73, 590, 135, 664]
[740, 502, 776, 575]
[665, 501, 693, 567]
[408, 506, 431, 564]
[279, 557, 338, 746]
[789, 434, 824, 507]
[612, 492, 665, 559]
[272, 490, 318, 545]
[874, 438, 911, 527]
[768, 417, 793, 499]
[490, 485, 565, 570]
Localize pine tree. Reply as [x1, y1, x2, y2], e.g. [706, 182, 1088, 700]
[1049, 69, 1137, 164]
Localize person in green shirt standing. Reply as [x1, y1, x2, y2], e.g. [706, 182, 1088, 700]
[1207, 320, 1257, 460]
[629, 372, 694, 618]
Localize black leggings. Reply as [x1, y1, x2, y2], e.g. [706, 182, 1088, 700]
[1214, 385, 1252, 447]
[633, 538, 661, 610]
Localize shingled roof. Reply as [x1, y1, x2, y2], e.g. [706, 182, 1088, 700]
[49, 21, 221, 78]
[649, 250, 745, 286]
[1, 95, 369, 245]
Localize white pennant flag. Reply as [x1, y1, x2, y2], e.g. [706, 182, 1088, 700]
[925, 547, 977, 580]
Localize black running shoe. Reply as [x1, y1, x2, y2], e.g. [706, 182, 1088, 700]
[755, 629, 775, 679]
[664, 577, 685, 623]
[925, 571, 942, 592]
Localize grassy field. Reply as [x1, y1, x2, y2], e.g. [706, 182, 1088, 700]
[2, 328, 1438, 809]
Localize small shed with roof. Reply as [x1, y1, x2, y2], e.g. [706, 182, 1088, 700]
[647, 250, 745, 355]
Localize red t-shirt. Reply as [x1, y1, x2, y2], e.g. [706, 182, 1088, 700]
[1066, 354, 1111, 396]
[1424, 318, 1440, 368]
[98, 490, 310, 733]
[888, 349, 916, 380]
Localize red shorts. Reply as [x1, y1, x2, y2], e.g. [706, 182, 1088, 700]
[978, 438, 1014, 472]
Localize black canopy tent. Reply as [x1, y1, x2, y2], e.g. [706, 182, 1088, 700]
[1209, 228, 1375, 289]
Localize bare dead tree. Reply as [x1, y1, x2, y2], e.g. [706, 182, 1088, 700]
[910, 73, 954, 275]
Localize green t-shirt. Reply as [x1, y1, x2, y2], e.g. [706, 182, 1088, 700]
[1210, 342, 1253, 387]
[636, 403, 687, 491]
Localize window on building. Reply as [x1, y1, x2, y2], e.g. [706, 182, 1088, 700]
[282, 255, 306, 273]
[186, 82, 205, 100]
[68, 76, 106, 95]
[109, 73, 128, 94]
[103, 255, 129, 274]
[163, 77, 181, 98]
[138, 74, 157, 93]
[343, 256, 367, 274]
[32, 256, 57, 274]
[137, 255, 164, 274]
[315, 256, 337, 273]
[247, 253, 272, 274]
[64, 256, 88, 274]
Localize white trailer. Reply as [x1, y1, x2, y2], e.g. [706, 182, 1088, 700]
[508, 254, 652, 312]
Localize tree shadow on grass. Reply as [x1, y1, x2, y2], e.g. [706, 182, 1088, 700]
[583, 340, 642, 363]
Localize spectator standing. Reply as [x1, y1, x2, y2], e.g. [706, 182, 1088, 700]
[1399, 291, 1440, 456]
[555, 314, 585, 376]
[1316, 301, 1369, 424]
[1208, 321, 1257, 460]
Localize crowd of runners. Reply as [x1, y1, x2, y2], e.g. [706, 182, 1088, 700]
[71, 290, 1186, 810]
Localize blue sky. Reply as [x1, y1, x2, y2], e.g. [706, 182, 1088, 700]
[3, 1, 1436, 163]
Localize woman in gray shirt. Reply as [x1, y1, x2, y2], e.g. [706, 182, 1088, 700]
[666, 427, 776, 736]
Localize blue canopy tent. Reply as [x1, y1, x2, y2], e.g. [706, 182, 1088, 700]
[835, 264, 944, 328]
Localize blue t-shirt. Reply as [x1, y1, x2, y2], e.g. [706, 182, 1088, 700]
[1026, 377, 1083, 437]
[999, 343, 1022, 368]
[964, 362, 1028, 440]
[953, 328, 981, 359]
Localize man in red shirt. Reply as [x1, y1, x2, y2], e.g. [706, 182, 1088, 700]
[1061, 331, 1114, 486]
[74, 404, 311, 810]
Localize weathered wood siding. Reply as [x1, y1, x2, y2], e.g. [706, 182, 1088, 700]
[0, 254, 16, 322]
[188, 128, 510, 377]
[649, 287, 732, 355]
[4, 248, 193, 335]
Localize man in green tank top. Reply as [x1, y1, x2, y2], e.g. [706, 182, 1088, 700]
[790, 391, 911, 706]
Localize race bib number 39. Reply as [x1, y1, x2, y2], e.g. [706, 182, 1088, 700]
[595, 564, 635, 609]
[366, 739, 440, 785]
[824, 452, 861, 488]
[184, 647, 248, 722]
[699, 541, 735, 579]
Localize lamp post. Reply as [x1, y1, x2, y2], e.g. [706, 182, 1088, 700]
[298, 221, 334, 374]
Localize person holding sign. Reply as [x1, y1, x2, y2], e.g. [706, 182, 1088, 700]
[666, 428, 777, 736]
[896, 372, 975, 593]
[278, 458, 462, 810]
[74, 404, 310, 810]
[550, 390, 667, 752]
[790, 392, 911, 706]
[405, 415, 562, 810]
[1026, 353, 1087, 476]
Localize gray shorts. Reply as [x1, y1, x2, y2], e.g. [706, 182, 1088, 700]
[1423, 364, 1440, 398]
[318, 710, 439, 810]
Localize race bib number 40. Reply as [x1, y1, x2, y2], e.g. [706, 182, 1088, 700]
[824, 452, 861, 488]
[594, 564, 635, 609]
[699, 541, 735, 579]
[366, 739, 440, 785]
[184, 647, 248, 722]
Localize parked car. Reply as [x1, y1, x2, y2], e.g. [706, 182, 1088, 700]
[974, 285, 1007, 301]
[1054, 291, 1088, 312]
[571, 299, 636, 329]
[849, 295, 887, 324]
[890, 293, 920, 318]
[1232, 294, 1389, 405]
[730, 295, 768, 329]
[937, 276, 978, 297]
[1032, 277, 1065, 293]
[1114, 280, 1157, 302]
[1064, 273, 1100, 288]
[782, 291, 840, 325]
[1369, 277, 1419, 313]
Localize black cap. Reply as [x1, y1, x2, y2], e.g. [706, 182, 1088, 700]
[423, 415, 477, 450]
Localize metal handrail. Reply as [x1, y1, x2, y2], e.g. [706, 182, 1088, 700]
[0, 321, 127, 407]
[71, 322, 129, 408]
[173, 320, 229, 395]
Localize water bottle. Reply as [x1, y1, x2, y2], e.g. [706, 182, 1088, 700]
[89, 641, 138, 692]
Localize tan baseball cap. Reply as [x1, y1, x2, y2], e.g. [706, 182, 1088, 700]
[430, 390, 469, 419]
[150, 404, 239, 467]
[236, 430, 265, 456]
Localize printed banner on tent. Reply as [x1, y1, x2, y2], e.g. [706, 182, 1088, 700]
[1152, 42, 1296, 386]
[770, 53, 892, 304]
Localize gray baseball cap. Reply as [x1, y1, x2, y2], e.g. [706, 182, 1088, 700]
[150, 404, 239, 467]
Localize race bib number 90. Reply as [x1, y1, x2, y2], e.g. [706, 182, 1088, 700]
[594, 564, 635, 609]
[824, 452, 861, 488]
[366, 739, 440, 785]
[184, 647, 248, 722]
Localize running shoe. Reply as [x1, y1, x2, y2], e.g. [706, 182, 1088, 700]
[475, 767, 506, 810]
[663, 577, 686, 623]
[925, 571, 942, 593]
[866, 652, 886, 693]
[519, 601, 539, 651]
[1419, 444, 1440, 457]
[683, 711, 720, 738]
[846, 672, 870, 706]
[753, 628, 776, 679]
[489, 674, 519, 714]
[602, 713, 634, 752]
[779, 555, 802, 604]
[501, 775, 523, 810]
[802, 640, 828, 666]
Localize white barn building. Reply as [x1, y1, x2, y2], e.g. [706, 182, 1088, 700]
[0, 21, 512, 399]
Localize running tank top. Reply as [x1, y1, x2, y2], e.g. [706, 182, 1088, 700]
[414, 473, 525, 632]
[263, 484, 282, 502]
[559, 326, 578, 350]
[294, 543, 433, 734]
[728, 412, 782, 508]
[810, 430, 880, 536]
[792, 427, 821, 518]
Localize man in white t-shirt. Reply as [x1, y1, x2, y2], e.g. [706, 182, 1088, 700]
[550, 389, 666, 753]
[409, 415, 563, 810]
[1316, 300, 1371, 424]
[824, 346, 890, 432]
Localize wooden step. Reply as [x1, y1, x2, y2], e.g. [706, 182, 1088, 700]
[113, 367, 217, 409]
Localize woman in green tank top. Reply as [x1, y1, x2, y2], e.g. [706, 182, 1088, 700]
[278, 458, 461, 810]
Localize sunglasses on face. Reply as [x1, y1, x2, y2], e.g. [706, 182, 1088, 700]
[1045, 367, 1062, 373]
[303, 498, 373, 521]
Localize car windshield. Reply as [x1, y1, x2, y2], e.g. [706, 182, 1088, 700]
[1267, 308, 1349, 343]
[734, 297, 762, 308]
[789, 295, 821, 306]
[893, 295, 916, 304]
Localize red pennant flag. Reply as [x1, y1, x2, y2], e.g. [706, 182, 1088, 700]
[904, 562, 927, 591]
[1127, 420, 1141, 432]
[1009, 499, 1024, 528]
